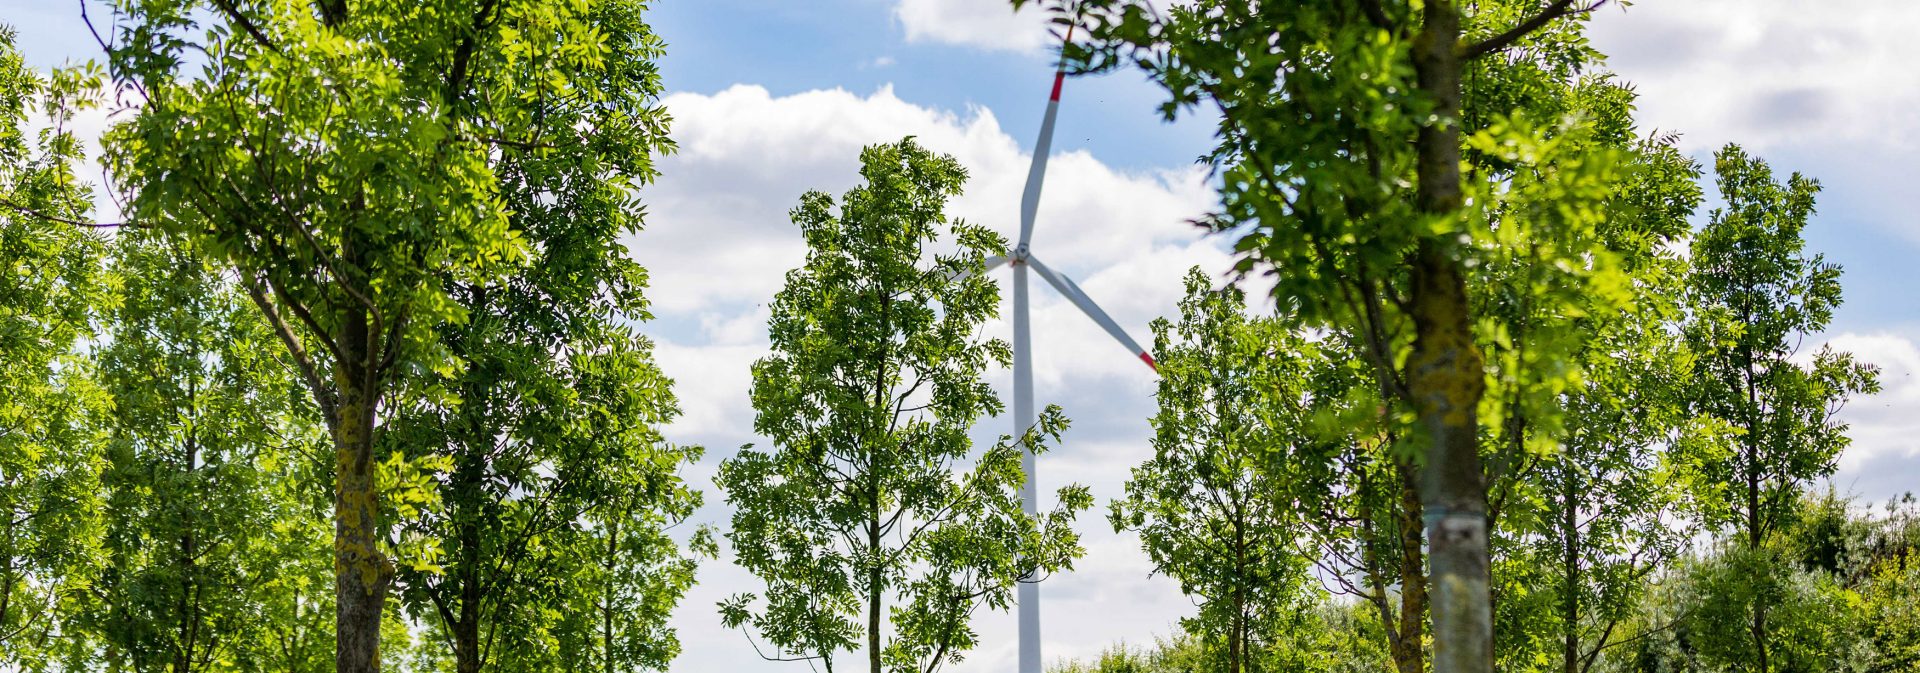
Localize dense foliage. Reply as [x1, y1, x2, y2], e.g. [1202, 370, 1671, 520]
[718, 139, 1090, 673]
[0, 3, 1905, 673]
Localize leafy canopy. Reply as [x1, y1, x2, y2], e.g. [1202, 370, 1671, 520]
[718, 138, 1090, 673]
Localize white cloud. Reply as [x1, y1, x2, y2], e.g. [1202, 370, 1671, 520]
[1827, 331, 1920, 478]
[637, 83, 1224, 673]
[635, 83, 1216, 317]
[1588, 1, 1920, 152]
[894, 0, 1055, 54]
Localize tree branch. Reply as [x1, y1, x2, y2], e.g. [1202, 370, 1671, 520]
[209, 0, 284, 56]
[0, 196, 137, 228]
[1459, 0, 1604, 61]
[243, 276, 337, 419]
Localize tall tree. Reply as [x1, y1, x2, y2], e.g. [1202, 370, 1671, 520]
[1030, 2, 1629, 670]
[86, 231, 334, 673]
[1113, 269, 1322, 673]
[101, 2, 664, 668]
[717, 139, 1090, 673]
[0, 29, 111, 669]
[1286, 337, 1428, 673]
[1676, 145, 1879, 671]
[1469, 80, 1706, 672]
[379, 2, 707, 670]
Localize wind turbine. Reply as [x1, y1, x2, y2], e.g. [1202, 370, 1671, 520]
[962, 23, 1160, 673]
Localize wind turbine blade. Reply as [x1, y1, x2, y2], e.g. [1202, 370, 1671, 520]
[1017, 73, 1062, 249]
[1018, 19, 1077, 249]
[1026, 255, 1158, 372]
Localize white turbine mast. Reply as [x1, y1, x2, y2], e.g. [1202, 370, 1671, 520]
[959, 18, 1159, 673]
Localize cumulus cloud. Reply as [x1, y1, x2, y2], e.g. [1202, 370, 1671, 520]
[894, 0, 1056, 55]
[1827, 332, 1920, 484]
[636, 83, 1224, 672]
[1588, 1, 1920, 151]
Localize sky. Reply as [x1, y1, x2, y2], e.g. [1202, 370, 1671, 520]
[2, 1, 1917, 671]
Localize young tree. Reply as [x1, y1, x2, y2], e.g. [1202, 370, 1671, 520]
[1024, 3, 1631, 670]
[1121, 268, 1328, 673]
[0, 29, 111, 668]
[1470, 83, 1706, 672]
[717, 139, 1090, 673]
[1676, 146, 1879, 671]
[1285, 340, 1428, 673]
[101, 2, 668, 668]
[1112, 268, 1320, 673]
[1508, 302, 1697, 673]
[379, 4, 708, 670]
[85, 231, 334, 673]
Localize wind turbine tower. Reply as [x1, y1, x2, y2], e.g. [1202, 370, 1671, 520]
[963, 22, 1160, 673]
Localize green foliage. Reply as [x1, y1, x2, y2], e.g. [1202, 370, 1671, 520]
[372, 2, 708, 669]
[100, 1, 687, 666]
[1613, 493, 1920, 673]
[81, 231, 335, 672]
[1676, 146, 1880, 546]
[1113, 268, 1321, 673]
[1046, 637, 1207, 673]
[718, 138, 1090, 673]
[1666, 146, 1879, 671]
[0, 27, 111, 669]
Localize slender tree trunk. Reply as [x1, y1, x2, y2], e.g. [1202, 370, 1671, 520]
[1408, 4, 1492, 673]
[1748, 449, 1769, 673]
[1561, 458, 1581, 673]
[604, 516, 618, 673]
[1232, 515, 1246, 673]
[868, 508, 883, 673]
[453, 487, 482, 673]
[334, 301, 387, 673]
[1393, 467, 1429, 673]
[176, 436, 200, 673]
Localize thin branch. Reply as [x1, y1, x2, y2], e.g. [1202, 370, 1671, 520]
[242, 275, 337, 418]
[1459, 0, 1605, 61]
[208, 0, 283, 56]
[0, 196, 138, 228]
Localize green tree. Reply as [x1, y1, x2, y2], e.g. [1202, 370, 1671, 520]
[1022, 3, 1634, 671]
[1675, 146, 1879, 671]
[1478, 100, 1706, 672]
[717, 139, 1090, 673]
[1112, 268, 1319, 673]
[0, 28, 111, 669]
[84, 231, 334, 673]
[1503, 299, 1700, 673]
[101, 1, 663, 668]
[376, 3, 708, 670]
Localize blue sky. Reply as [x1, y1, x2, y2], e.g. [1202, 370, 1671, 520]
[3, 1, 1917, 671]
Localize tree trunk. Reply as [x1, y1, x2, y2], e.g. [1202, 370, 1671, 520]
[1393, 466, 1429, 673]
[334, 304, 387, 673]
[1561, 458, 1581, 673]
[868, 517, 883, 673]
[604, 516, 618, 673]
[453, 510, 482, 673]
[1408, 3, 1493, 672]
[175, 424, 201, 673]
[1232, 515, 1246, 673]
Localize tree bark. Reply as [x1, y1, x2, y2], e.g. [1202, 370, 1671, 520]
[452, 471, 483, 673]
[1743, 357, 1769, 673]
[1408, 4, 1493, 673]
[334, 298, 388, 673]
[1561, 457, 1581, 673]
[1393, 468, 1429, 673]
